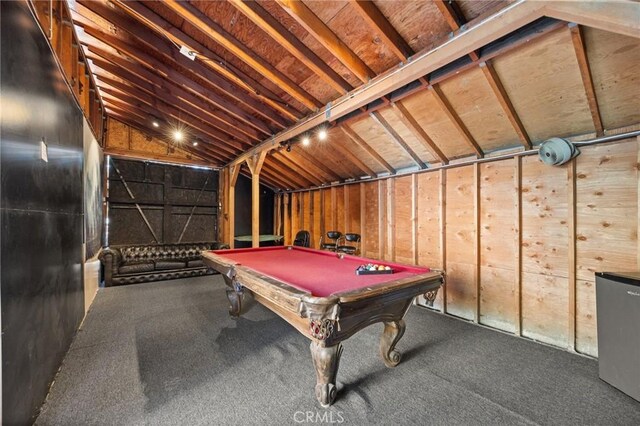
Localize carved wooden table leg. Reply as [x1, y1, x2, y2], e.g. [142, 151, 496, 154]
[310, 341, 343, 407]
[226, 287, 246, 317]
[380, 319, 406, 367]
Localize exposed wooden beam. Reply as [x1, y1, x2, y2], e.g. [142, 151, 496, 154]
[479, 61, 532, 148]
[428, 84, 484, 158]
[162, 0, 322, 111]
[114, 0, 297, 125]
[542, 1, 640, 39]
[86, 47, 259, 144]
[265, 156, 315, 188]
[289, 149, 342, 182]
[229, 0, 351, 95]
[350, 0, 413, 62]
[272, 152, 324, 186]
[246, 150, 268, 247]
[229, 0, 639, 166]
[390, 101, 449, 164]
[568, 23, 604, 137]
[75, 2, 277, 137]
[104, 109, 224, 164]
[89, 54, 256, 146]
[370, 111, 427, 169]
[96, 75, 244, 155]
[339, 124, 395, 174]
[434, 0, 480, 60]
[74, 19, 271, 140]
[276, 0, 375, 83]
[102, 94, 232, 163]
[330, 139, 377, 177]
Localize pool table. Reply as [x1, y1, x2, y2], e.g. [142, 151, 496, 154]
[202, 246, 444, 407]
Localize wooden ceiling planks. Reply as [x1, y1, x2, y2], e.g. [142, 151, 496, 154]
[399, 90, 476, 160]
[76, 1, 276, 138]
[163, 0, 323, 111]
[491, 29, 594, 143]
[375, 108, 437, 165]
[228, 0, 351, 95]
[349, 115, 415, 171]
[582, 27, 640, 131]
[115, 0, 298, 125]
[350, 0, 414, 62]
[340, 124, 396, 174]
[437, 66, 522, 153]
[374, 0, 452, 55]
[278, 0, 377, 82]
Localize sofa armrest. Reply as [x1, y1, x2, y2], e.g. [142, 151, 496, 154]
[99, 247, 122, 287]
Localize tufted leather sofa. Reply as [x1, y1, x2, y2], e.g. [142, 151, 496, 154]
[99, 242, 229, 287]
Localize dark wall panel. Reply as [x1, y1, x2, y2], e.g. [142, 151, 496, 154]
[1, 2, 84, 423]
[107, 158, 219, 245]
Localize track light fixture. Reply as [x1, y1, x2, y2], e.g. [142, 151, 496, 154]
[318, 128, 328, 141]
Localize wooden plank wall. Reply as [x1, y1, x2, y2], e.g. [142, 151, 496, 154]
[283, 137, 639, 357]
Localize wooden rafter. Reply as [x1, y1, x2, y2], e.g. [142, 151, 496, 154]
[89, 54, 255, 146]
[350, 0, 413, 62]
[330, 140, 377, 177]
[370, 111, 427, 169]
[428, 84, 484, 158]
[291, 149, 340, 182]
[265, 157, 315, 188]
[114, 0, 297, 125]
[73, 2, 275, 137]
[568, 23, 604, 137]
[276, 0, 375, 83]
[272, 152, 325, 186]
[162, 0, 322, 111]
[434, 0, 480, 60]
[104, 108, 225, 164]
[229, 0, 351, 95]
[95, 75, 244, 155]
[479, 61, 532, 148]
[86, 47, 258, 144]
[390, 101, 449, 164]
[101, 92, 233, 162]
[340, 124, 395, 174]
[75, 24, 266, 144]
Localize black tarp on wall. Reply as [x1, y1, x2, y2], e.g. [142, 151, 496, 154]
[1, 2, 85, 423]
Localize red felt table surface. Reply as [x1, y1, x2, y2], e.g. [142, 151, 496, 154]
[209, 246, 431, 297]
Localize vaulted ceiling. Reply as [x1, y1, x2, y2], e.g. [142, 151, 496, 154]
[70, 1, 640, 190]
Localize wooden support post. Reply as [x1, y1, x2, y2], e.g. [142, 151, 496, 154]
[228, 164, 240, 249]
[360, 182, 366, 255]
[440, 169, 447, 314]
[330, 186, 337, 231]
[283, 193, 291, 245]
[378, 180, 385, 260]
[246, 151, 268, 248]
[386, 178, 395, 262]
[411, 174, 418, 265]
[568, 158, 577, 351]
[514, 156, 523, 336]
[474, 163, 481, 323]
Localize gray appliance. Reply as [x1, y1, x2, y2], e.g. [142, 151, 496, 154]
[595, 272, 640, 402]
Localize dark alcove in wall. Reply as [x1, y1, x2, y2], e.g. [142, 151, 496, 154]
[234, 174, 275, 238]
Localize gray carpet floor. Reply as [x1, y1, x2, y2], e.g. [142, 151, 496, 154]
[36, 276, 640, 425]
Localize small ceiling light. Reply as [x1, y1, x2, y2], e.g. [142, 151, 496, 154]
[318, 129, 328, 141]
[192, 139, 198, 146]
[152, 120, 159, 128]
[286, 143, 292, 152]
[174, 130, 183, 141]
[301, 136, 310, 146]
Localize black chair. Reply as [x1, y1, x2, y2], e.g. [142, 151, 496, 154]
[293, 230, 310, 248]
[319, 231, 342, 252]
[337, 233, 361, 255]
